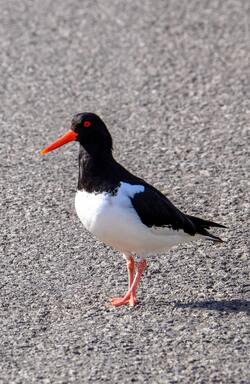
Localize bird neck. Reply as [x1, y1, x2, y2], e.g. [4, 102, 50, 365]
[77, 144, 118, 193]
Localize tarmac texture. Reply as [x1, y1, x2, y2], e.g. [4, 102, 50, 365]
[1, 0, 249, 383]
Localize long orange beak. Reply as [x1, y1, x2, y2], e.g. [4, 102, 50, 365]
[40, 130, 78, 155]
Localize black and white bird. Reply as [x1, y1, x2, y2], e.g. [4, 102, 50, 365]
[41, 112, 226, 307]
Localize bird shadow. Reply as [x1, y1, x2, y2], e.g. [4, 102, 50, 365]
[174, 299, 250, 314]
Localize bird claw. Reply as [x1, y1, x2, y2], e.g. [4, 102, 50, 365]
[111, 294, 136, 307]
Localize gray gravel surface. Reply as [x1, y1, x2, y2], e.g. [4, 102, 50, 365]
[1, 0, 249, 383]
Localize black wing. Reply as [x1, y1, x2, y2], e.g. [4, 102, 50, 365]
[130, 184, 226, 239]
[115, 160, 226, 240]
[130, 184, 197, 235]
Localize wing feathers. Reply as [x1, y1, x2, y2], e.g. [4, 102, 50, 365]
[130, 187, 197, 235]
[130, 185, 225, 239]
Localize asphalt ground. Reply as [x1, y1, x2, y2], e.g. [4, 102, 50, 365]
[1, 0, 249, 383]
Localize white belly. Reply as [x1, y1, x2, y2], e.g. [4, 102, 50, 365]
[75, 182, 194, 255]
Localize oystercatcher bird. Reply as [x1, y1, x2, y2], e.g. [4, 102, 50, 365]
[41, 112, 225, 307]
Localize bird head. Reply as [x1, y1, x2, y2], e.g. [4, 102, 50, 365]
[40, 112, 113, 155]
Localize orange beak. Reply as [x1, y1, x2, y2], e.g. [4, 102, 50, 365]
[40, 130, 78, 155]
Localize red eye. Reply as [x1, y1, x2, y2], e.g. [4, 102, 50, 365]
[83, 121, 91, 127]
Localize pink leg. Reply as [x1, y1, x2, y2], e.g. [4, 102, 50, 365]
[111, 259, 147, 307]
[127, 256, 135, 288]
[127, 256, 136, 306]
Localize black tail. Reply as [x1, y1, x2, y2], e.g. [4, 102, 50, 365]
[187, 215, 227, 243]
[187, 215, 227, 229]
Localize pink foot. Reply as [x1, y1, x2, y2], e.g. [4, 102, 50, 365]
[111, 292, 136, 307]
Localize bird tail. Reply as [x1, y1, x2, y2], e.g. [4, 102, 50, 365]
[187, 215, 226, 243]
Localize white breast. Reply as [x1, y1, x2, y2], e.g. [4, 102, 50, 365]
[75, 182, 195, 255]
[75, 182, 144, 247]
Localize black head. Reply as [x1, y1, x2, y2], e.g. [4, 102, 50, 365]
[71, 112, 113, 154]
[40, 112, 113, 157]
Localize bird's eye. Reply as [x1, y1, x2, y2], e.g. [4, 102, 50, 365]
[83, 121, 91, 127]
